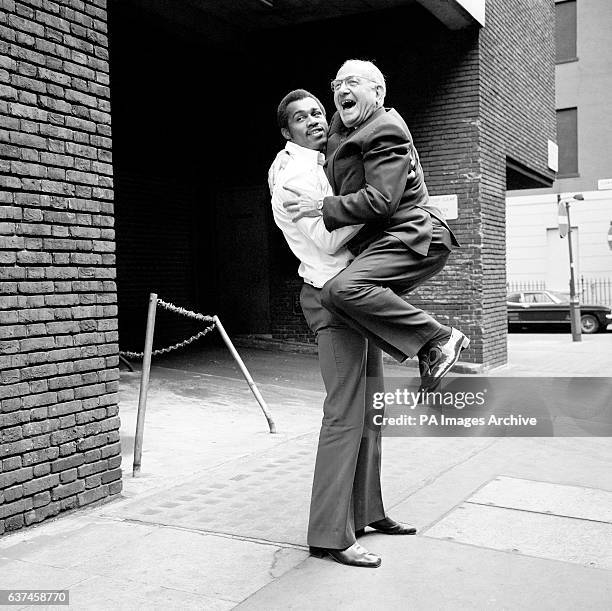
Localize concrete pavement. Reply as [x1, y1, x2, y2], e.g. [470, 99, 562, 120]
[1, 331, 611, 609]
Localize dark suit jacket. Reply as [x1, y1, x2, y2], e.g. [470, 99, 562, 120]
[323, 107, 459, 256]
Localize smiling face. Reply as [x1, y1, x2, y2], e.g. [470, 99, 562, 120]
[333, 61, 385, 129]
[281, 97, 328, 151]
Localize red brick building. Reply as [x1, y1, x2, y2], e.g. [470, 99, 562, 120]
[1, 0, 555, 533]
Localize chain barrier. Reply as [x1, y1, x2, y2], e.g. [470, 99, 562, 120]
[119, 298, 216, 360]
[156, 299, 215, 323]
[128, 292, 277, 447]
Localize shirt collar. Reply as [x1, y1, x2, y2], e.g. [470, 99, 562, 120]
[285, 141, 326, 166]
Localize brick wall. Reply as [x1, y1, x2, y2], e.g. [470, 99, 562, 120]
[0, 0, 120, 535]
[477, 0, 556, 367]
[394, 17, 485, 365]
[269, 274, 313, 343]
[409, 0, 555, 368]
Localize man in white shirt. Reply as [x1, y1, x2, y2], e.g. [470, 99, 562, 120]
[269, 89, 416, 569]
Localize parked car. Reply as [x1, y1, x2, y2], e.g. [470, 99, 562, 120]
[507, 290, 612, 334]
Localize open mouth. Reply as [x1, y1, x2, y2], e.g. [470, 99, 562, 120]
[341, 99, 356, 110]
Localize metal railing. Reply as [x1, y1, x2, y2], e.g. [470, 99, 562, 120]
[579, 276, 612, 307]
[507, 277, 612, 306]
[506, 280, 546, 292]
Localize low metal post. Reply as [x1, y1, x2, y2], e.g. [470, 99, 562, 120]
[213, 315, 277, 434]
[133, 293, 158, 476]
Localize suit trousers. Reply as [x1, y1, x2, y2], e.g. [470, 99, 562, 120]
[300, 282, 386, 550]
[321, 233, 451, 363]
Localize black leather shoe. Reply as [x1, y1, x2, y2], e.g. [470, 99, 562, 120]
[356, 516, 417, 537]
[418, 328, 470, 392]
[309, 542, 381, 568]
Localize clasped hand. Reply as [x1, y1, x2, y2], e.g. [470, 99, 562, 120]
[282, 186, 323, 222]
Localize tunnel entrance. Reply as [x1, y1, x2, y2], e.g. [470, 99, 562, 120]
[108, 1, 292, 348]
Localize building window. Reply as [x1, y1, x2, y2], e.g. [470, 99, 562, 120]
[555, 0, 577, 63]
[556, 107, 578, 176]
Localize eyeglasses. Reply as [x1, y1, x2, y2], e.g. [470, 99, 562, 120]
[330, 75, 380, 92]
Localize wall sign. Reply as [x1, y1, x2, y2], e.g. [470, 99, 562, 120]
[598, 179, 612, 190]
[429, 194, 458, 220]
[548, 140, 559, 172]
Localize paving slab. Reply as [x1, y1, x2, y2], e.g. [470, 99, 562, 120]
[70, 527, 307, 604]
[21, 575, 236, 611]
[0, 518, 155, 569]
[237, 535, 612, 611]
[424, 503, 612, 569]
[469, 476, 612, 523]
[0, 556, 89, 594]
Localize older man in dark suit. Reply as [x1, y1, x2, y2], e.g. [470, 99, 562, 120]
[285, 59, 469, 390]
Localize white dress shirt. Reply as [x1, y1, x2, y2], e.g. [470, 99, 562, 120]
[269, 141, 362, 288]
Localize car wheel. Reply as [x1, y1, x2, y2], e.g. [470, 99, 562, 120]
[580, 314, 600, 334]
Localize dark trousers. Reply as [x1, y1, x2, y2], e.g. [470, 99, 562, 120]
[321, 233, 451, 362]
[300, 282, 386, 550]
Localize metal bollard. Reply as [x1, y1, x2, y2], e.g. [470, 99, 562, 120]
[133, 293, 158, 476]
[213, 315, 277, 434]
